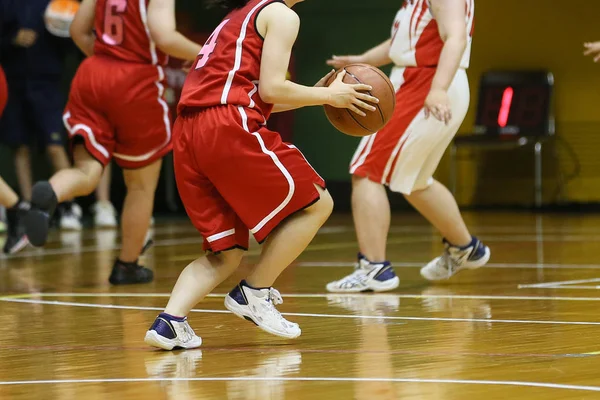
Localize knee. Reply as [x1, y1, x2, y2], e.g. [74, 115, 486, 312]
[312, 188, 334, 221]
[213, 248, 245, 267]
[46, 144, 66, 158]
[403, 179, 435, 199]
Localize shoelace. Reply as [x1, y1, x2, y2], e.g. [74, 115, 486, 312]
[178, 322, 195, 343]
[338, 267, 369, 288]
[264, 288, 295, 327]
[268, 288, 283, 305]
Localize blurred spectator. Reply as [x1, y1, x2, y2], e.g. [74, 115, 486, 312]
[0, 0, 81, 230]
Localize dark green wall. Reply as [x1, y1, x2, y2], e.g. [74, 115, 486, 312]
[292, 1, 398, 181]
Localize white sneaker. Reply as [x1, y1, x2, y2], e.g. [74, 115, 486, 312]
[326, 256, 399, 293]
[92, 201, 117, 228]
[59, 203, 82, 231]
[224, 281, 301, 339]
[145, 313, 202, 350]
[420, 237, 491, 281]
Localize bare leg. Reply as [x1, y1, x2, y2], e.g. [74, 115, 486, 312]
[404, 179, 471, 246]
[96, 163, 112, 202]
[351, 175, 390, 262]
[14, 146, 32, 201]
[50, 145, 103, 202]
[245, 185, 334, 287]
[0, 176, 19, 208]
[164, 249, 245, 317]
[46, 144, 71, 172]
[119, 159, 161, 262]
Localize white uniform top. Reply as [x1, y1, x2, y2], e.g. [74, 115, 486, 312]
[388, 0, 474, 69]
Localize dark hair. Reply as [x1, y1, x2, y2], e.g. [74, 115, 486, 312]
[204, 0, 249, 10]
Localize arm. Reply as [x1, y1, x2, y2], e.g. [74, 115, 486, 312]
[429, 0, 467, 92]
[70, 0, 96, 56]
[584, 41, 600, 62]
[272, 69, 336, 113]
[259, 3, 377, 114]
[148, 0, 202, 61]
[327, 39, 392, 69]
[423, 0, 467, 123]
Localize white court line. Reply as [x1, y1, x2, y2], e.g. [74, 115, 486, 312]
[3, 298, 600, 326]
[296, 262, 600, 270]
[0, 376, 599, 392]
[15, 292, 600, 302]
[530, 286, 600, 290]
[519, 278, 600, 289]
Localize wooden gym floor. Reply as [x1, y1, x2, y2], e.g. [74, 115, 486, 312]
[1, 212, 600, 399]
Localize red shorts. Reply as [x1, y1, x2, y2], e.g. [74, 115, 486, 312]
[63, 56, 172, 169]
[0, 66, 7, 118]
[174, 105, 325, 252]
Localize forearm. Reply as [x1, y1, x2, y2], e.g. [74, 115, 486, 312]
[360, 39, 392, 67]
[155, 32, 201, 61]
[272, 104, 301, 113]
[262, 81, 330, 108]
[431, 36, 466, 91]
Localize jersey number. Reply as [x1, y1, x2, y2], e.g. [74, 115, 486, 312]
[195, 19, 230, 70]
[103, 0, 128, 46]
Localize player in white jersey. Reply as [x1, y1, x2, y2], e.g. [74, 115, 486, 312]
[326, 0, 490, 292]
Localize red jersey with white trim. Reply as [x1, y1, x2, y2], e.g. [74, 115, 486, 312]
[94, 0, 167, 66]
[178, 0, 277, 119]
[389, 0, 474, 68]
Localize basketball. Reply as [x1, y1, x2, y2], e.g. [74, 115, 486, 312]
[44, 0, 80, 38]
[324, 63, 396, 137]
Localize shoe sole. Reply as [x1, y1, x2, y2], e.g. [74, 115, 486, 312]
[326, 276, 400, 293]
[23, 209, 50, 247]
[144, 330, 202, 351]
[224, 295, 301, 339]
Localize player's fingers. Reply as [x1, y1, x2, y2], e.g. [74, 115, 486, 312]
[335, 69, 347, 82]
[595, 54, 600, 63]
[424, 107, 430, 119]
[353, 98, 377, 112]
[348, 104, 367, 117]
[356, 93, 379, 103]
[351, 84, 373, 92]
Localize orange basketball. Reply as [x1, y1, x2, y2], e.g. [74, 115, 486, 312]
[324, 64, 396, 137]
[45, 0, 80, 38]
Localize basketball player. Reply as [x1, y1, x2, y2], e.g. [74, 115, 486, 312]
[584, 41, 600, 62]
[23, 0, 202, 284]
[326, 0, 490, 292]
[0, 63, 29, 255]
[144, 0, 378, 349]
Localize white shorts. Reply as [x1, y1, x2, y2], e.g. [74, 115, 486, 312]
[350, 66, 470, 194]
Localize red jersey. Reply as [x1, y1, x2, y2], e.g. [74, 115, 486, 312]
[178, 0, 277, 120]
[94, 0, 168, 65]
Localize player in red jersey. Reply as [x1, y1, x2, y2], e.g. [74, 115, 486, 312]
[23, 0, 202, 284]
[144, 0, 378, 350]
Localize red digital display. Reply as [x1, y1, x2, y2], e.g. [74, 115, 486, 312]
[478, 85, 550, 134]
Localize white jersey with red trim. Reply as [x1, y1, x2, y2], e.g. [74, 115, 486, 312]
[389, 0, 474, 69]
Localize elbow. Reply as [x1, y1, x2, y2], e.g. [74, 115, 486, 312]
[259, 84, 279, 104]
[151, 29, 175, 53]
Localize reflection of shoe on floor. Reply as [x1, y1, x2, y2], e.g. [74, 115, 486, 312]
[421, 237, 490, 281]
[421, 286, 492, 320]
[145, 349, 203, 377]
[227, 351, 302, 400]
[326, 253, 400, 293]
[92, 201, 117, 228]
[326, 293, 400, 317]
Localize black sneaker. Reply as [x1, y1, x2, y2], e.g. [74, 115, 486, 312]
[24, 181, 58, 247]
[3, 201, 30, 254]
[109, 258, 154, 285]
